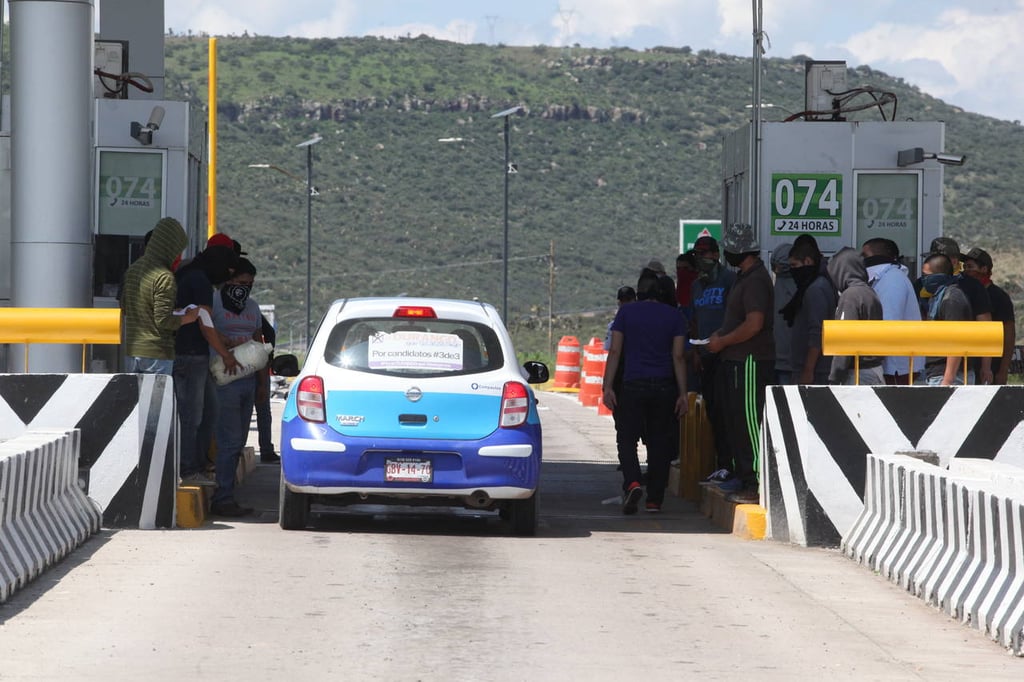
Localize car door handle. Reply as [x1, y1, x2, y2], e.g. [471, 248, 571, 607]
[398, 414, 428, 425]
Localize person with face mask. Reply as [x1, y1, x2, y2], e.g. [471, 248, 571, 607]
[917, 253, 974, 385]
[208, 257, 266, 517]
[173, 235, 241, 487]
[688, 236, 736, 484]
[770, 242, 796, 385]
[827, 247, 885, 385]
[781, 236, 837, 385]
[706, 223, 774, 505]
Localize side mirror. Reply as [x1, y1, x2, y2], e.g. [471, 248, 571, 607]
[272, 354, 300, 377]
[523, 360, 549, 384]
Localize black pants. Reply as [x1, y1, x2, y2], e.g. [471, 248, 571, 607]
[615, 378, 679, 504]
[714, 357, 771, 490]
[699, 354, 731, 471]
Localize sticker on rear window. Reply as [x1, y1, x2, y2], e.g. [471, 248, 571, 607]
[368, 331, 467, 371]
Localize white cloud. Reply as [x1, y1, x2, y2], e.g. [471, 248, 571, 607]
[364, 20, 478, 44]
[842, 5, 1024, 119]
[165, 0, 358, 37]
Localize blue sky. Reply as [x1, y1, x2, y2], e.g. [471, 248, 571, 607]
[166, 0, 1024, 123]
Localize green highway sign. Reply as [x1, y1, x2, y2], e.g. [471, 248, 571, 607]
[679, 220, 722, 253]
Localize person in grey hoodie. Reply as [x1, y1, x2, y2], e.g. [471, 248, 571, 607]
[827, 247, 885, 385]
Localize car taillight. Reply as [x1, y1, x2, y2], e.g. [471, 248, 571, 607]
[500, 381, 530, 428]
[296, 376, 326, 423]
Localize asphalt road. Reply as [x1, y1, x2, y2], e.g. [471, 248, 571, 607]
[0, 391, 1018, 680]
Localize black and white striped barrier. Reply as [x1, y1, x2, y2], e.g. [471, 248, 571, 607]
[763, 385, 1024, 547]
[842, 453, 1024, 655]
[1, 429, 101, 603]
[0, 374, 177, 529]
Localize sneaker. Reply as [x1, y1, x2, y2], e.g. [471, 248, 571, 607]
[622, 482, 643, 515]
[210, 500, 253, 517]
[260, 451, 281, 464]
[700, 468, 732, 485]
[727, 489, 760, 505]
[644, 502, 662, 513]
[181, 472, 216, 487]
[716, 477, 744, 493]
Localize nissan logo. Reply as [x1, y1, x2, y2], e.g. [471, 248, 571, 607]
[405, 386, 423, 402]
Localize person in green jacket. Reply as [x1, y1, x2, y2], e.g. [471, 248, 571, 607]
[120, 217, 199, 374]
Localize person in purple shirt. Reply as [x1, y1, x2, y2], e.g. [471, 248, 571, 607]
[602, 269, 688, 515]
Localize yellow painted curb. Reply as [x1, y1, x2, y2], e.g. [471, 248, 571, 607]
[732, 504, 766, 540]
[176, 486, 207, 528]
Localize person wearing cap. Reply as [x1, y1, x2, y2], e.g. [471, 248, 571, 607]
[780, 235, 837, 385]
[964, 247, 1015, 384]
[706, 223, 774, 505]
[172, 235, 241, 485]
[689, 235, 736, 483]
[924, 236, 994, 383]
[120, 217, 200, 375]
[861, 238, 921, 384]
[603, 269, 688, 514]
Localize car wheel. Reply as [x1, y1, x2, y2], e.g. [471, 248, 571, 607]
[509, 492, 538, 536]
[279, 474, 310, 530]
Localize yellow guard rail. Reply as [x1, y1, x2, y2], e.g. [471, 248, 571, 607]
[0, 308, 121, 372]
[822, 320, 1003, 385]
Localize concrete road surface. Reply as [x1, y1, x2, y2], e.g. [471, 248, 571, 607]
[0, 391, 1018, 680]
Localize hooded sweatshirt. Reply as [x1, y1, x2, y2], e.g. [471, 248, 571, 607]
[771, 243, 796, 374]
[121, 218, 189, 360]
[827, 247, 883, 378]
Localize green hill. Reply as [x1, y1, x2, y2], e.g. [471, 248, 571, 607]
[164, 35, 1024, 358]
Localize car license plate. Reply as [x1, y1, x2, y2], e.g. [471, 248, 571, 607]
[385, 457, 433, 483]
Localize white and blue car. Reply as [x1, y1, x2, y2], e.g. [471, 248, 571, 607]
[273, 297, 548, 535]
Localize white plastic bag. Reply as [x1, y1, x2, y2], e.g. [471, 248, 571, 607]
[209, 340, 273, 386]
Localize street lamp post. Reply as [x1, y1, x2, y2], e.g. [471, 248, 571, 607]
[248, 133, 322, 346]
[296, 134, 322, 343]
[491, 106, 522, 321]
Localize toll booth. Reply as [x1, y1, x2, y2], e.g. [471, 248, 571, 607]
[722, 120, 948, 273]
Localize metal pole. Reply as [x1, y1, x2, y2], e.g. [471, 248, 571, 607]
[502, 115, 511, 321]
[305, 144, 313, 345]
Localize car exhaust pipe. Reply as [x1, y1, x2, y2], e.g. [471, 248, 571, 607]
[465, 491, 492, 508]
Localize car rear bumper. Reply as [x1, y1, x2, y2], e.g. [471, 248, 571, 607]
[280, 419, 541, 498]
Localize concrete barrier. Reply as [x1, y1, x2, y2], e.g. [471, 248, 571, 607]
[0, 373, 178, 528]
[763, 385, 1024, 547]
[842, 453, 1024, 655]
[1, 429, 101, 603]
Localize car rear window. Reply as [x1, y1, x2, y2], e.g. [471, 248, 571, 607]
[322, 317, 504, 377]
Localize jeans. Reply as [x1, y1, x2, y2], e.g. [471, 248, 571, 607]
[173, 354, 217, 477]
[212, 374, 256, 504]
[128, 356, 173, 375]
[615, 377, 679, 505]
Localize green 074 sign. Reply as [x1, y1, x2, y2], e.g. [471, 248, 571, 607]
[770, 173, 843, 236]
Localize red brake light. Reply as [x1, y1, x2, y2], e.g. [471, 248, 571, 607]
[393, 305, 437, 319]
[296, 376, 325, 423]
[500, 382, 530, 428]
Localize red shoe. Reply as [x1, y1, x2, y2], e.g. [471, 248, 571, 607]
[622, 482, 643, 515]
[644, 502, 662, 513]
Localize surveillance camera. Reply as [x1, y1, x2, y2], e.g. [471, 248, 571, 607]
[147, 106, 165, 131]
[934, 152, 966, 166]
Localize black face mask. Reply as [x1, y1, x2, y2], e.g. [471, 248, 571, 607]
[724, 252, 746, 268]
[697, 257, 720, 282]
[221, 283, 252, 313]
[790, 264, 819, 288]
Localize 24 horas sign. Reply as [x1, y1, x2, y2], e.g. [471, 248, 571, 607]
[770, 173, 842, 236]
